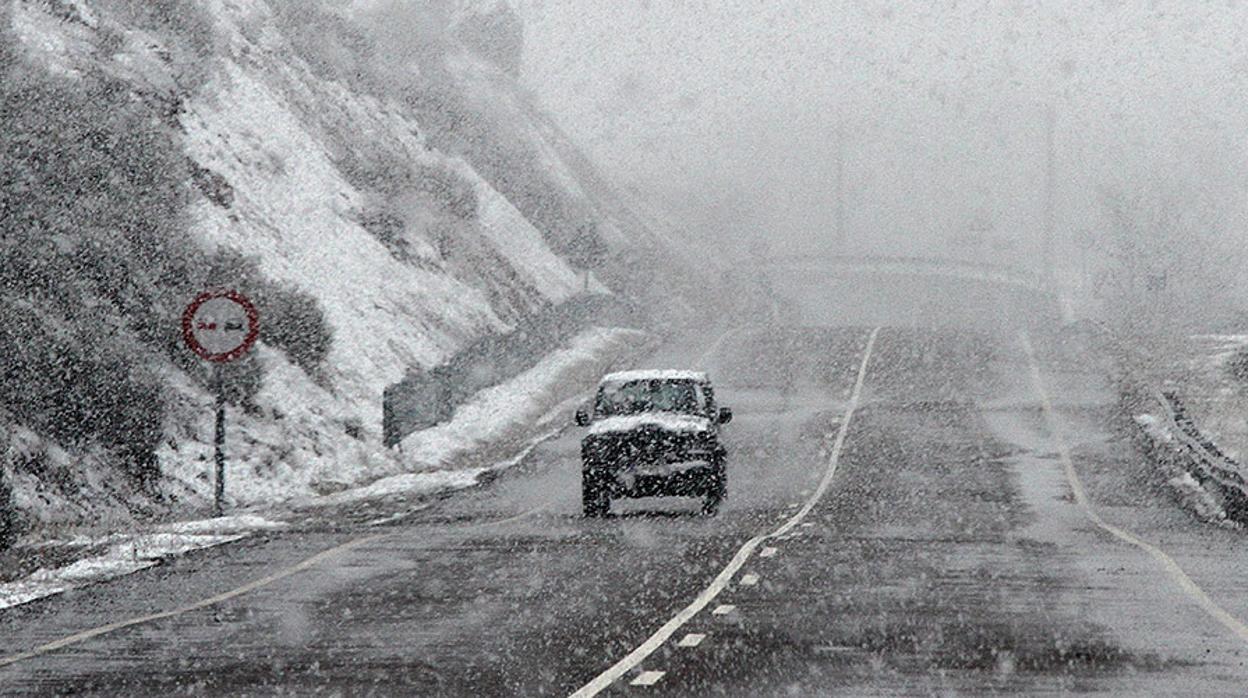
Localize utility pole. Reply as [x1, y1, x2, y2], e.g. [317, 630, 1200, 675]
[835, 117, 847, 249]
[1042, 103, 1056, 282]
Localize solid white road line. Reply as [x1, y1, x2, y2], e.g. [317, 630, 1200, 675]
[568, 327, 881, 698]
[630, 671, 665, 686]
[677, 633, 706, 648]
[740, 573, 759, 586]
[1020, 330, 1248, 645]
[0, 533, 389, 669]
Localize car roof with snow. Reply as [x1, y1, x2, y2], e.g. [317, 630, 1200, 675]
[600, 369, 709, 384]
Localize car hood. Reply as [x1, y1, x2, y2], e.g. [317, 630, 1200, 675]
[587, 414, 712, 436]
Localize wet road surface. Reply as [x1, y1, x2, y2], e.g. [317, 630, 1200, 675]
[3, 297, 1248, 694]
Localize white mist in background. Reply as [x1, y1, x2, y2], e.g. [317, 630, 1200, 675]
[516, 1, 1248, 327]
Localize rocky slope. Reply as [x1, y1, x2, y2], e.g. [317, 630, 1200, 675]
[0, 0, 690, 538]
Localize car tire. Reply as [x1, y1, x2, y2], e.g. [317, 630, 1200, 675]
[700, 464, 726, 516]
[583, 471, 609, 518]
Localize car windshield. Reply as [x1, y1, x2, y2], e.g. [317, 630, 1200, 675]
[597, 379, 705, 417]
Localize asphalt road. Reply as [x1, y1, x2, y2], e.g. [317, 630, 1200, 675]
[4, 282, 1248, 695]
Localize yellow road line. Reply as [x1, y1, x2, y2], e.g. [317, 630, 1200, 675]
[0, 533, 389, 669]
[0, 496, 570, 672]
[460, 505, 550, 530]
[1020, 330, 1248, 645]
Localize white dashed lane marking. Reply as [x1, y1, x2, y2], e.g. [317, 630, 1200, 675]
[740, 573, 759, 586]
[567, 328, 881, 698]
[677, 633, 705, 648]
[711, 604, 736, 615]
[630, 671, 665, 687]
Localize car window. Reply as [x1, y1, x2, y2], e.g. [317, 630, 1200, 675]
[597, 379, 704, 417]
[694, 383, 713, 416]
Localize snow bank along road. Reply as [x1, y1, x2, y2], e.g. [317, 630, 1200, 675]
[4, 283, 1248, 694]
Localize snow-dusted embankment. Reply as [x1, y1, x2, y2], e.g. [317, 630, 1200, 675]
[1131, 413, 1233, 525]
[0, 326, 650, 611]
[0, 515, 286, 611]
[321, 326, 651, 505]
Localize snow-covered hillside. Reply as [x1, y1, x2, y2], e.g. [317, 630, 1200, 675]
[0, 0, 671, 535]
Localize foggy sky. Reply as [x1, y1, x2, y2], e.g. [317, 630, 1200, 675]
[517, 1, 1248, 271]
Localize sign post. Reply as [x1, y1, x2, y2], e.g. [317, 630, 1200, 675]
[182, 290, 260, 517]
[213, 365, 226, 516]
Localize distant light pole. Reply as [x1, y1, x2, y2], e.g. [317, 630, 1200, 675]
[1042, 103, 1057, 282]
[835, 117, 847, 249]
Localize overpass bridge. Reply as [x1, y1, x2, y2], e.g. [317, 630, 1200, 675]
[749, 255, 1053, 296]
[735, 254, 1073, 327]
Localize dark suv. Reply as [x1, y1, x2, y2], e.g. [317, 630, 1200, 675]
[575, 370, 732, 517]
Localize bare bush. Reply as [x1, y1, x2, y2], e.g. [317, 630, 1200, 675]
[201, 250, 335, 381]
[1093, 186, 1243, 337]
[1229, 348, 1248, 385]
[0, 468, 15, 550]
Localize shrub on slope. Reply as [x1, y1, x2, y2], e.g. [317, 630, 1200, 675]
[0, 467, 16, 551]
[272, 1, 610, 272]
[0, 42, 333, 486]
[0, 52, 189, 482]
[1229, 348, 1248, 385]
[201, 249, 335, 383]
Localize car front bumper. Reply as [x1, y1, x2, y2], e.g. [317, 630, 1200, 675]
[590, 458, 721, 498]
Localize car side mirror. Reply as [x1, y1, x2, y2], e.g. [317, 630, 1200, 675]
[575, 409, 591, 427]
[718, 407, 733, 425]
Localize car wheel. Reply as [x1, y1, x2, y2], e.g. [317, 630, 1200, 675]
[583, 471, 609, 518]
[700, 467, 726, 516]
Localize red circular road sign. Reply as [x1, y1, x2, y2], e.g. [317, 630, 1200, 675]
[182, 290, 260, 363]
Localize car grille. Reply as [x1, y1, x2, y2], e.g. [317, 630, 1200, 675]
[588, 429, 710, 465]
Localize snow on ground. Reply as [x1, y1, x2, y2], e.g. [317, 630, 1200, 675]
[1133, 413, 1171, 444]
[157, 0, 617, 509]
[159, 326, 648, 510]
[0, 326, 650, 611]
[183, 0, 587, 411]
[314, 468, 485, 508]
[1174, 334, 1248, 464]
[0, 0, 663, 612]
[1131, 413, 1232, 526]
[0, 518, 281, 611]
[157, 514, 289, 536]
[1165, 471, 1231, 524]
[4, 0, 616, 530]
[395, 326, 650, 473]
[316, 388, 591, 509]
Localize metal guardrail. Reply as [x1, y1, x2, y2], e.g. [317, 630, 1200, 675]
[1095, 320, 1248, 517]
[1154, 391, 1248, 501]
[382, 293, 639, 448]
